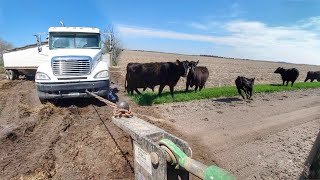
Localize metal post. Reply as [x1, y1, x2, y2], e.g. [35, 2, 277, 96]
[112, 116, 235, 180]
[102, 32, 113, 67]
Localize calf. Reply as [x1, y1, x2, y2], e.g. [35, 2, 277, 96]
[235, 76, 255, 100]
[274, 67, 299, 87]
[304, 71, 320, 82]
[185, 60, 209, 92]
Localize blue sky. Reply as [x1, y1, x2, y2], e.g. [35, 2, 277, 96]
[1, 0, 320, 65]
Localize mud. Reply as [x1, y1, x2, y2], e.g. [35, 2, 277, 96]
[0, 79, 134, 179]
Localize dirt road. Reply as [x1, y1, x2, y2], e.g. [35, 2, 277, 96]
[157, 88, 320, 179]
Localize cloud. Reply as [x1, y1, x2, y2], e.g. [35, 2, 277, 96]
[116, 24, 228, 43]
[188, 22, 208, 30]
[116, 17, 320, 65]
[297, 16, 320, 31]
[186, 21, 222, 31]
[187, 2, 245, 31]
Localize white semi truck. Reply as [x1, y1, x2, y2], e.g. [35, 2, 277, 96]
[3, 26, 114, 103]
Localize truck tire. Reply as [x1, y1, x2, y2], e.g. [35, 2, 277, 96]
[5, 70, 10, 80]
[39, 97, 48, 104]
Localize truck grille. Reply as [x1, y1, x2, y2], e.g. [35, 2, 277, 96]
[52, 56, 91, 76]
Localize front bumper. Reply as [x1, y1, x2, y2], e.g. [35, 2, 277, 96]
[36, 80, 109, 99]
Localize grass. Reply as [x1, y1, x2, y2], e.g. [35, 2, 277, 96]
[128, 82, 320, 105]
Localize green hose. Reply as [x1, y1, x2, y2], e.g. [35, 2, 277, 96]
[159, 139, 235, 180]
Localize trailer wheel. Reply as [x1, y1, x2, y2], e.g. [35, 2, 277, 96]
[7, 70, 17, 80]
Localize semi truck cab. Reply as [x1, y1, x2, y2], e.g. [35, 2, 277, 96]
[35, 27, 111, 103]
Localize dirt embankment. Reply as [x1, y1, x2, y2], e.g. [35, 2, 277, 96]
[0, 79, 134, 179]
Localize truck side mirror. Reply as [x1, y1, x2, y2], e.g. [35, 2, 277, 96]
[102, 32, 114, 53]
[33, 34, 42, 53]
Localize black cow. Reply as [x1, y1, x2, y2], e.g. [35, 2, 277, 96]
[156, 60, 189, 97]
[235, 76, 255, 100]
[125, 63, 156, 95]
[274, 67, 299, 87]
[185, 60, 209, 92]
[125, 60, 189, 97]
[304, 71, 320, 82]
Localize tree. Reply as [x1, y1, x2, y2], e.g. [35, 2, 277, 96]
[103, 25, 123, 66]
[0, 37, 13, 67]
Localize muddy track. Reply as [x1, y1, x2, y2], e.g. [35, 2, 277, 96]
[0, 79, 134, 179]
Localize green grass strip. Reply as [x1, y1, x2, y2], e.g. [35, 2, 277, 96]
[128, 82, 320, 105]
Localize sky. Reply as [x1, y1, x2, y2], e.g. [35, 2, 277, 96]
[0, 0, 320, 65]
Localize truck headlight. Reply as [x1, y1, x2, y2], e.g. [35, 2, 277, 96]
[94, 70, 109, 78]
[35, 72, 51, 80]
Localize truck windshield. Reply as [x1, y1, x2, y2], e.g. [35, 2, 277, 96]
[49, 33, 100, 49]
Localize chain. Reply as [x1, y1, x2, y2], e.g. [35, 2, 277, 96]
[85, 90, 133, 118]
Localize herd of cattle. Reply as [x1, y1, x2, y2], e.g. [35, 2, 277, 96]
[125, 59, 320, 99]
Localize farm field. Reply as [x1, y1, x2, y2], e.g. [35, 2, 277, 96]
[117, 50, 320, 89]
[0, 50, 319, 179]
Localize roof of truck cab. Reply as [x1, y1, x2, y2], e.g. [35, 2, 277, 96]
[48, 27, 100, 33]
